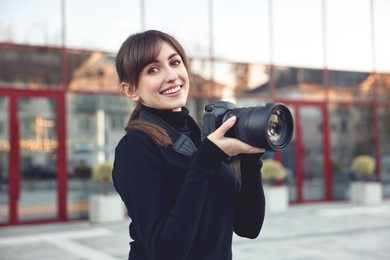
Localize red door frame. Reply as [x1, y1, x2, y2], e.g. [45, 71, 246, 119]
[275, 99, 332, 203]
[0, 88, 67, 225]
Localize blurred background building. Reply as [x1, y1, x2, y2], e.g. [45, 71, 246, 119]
[0, 0, 389, 226]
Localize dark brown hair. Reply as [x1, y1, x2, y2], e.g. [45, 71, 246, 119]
[116, 30, 189, 147]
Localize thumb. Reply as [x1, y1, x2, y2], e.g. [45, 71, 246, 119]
[212, 116, 236, 138]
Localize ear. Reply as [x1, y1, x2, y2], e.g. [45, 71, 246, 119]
[121, 82, 140, 102]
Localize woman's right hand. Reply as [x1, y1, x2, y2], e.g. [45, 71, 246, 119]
[207, 116, 265, 157]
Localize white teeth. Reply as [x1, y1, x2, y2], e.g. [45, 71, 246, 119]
[162, 86, 181, 95]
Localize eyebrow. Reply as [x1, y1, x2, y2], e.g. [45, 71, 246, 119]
[168, 52, 180, 60]
[150, 52, 180, 64]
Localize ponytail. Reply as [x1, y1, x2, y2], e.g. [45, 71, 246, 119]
[129, 103, 142, 122]
[125, 103, 172, 147]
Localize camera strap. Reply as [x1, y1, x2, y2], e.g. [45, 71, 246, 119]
[139, 109, 197, 157]
[172, 135, 197, 157]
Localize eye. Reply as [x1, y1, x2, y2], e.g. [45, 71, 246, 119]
[147, 66, 159, 74]
[170, 59, 181, 67]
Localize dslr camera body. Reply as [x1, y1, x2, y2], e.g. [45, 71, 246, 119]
[201, 101, 294, 152]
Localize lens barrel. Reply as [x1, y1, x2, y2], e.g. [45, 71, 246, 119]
[224, 103, 294, 151]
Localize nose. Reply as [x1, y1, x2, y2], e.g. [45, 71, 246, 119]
[165, 67, 178, 82]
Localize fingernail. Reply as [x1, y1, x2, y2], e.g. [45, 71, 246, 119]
[228, 115, 236, 121]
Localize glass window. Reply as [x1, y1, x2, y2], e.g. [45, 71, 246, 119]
[379, 105, 390, 197]
[214, 61, 246, 100]
[143, 0, 210, 57]
[374, 0, 390, 73]
[18, 98, 58, 221]
[330, 103, 376, 199]
[189, 58, 212, 82]
[214, 0, 269, 63]
[375, 73, 390, 101]
[67, 50, 119, 92]
[328, 70, 373, 101]
[300, 106, 325, 201]
[189, 58, 213, 98]
[66, 93, 131, 219]
[0, 0, 62, 46]
[186, 97, 216, 124]
[0, 97, 9, 224]
[0, 45, 62, 88]
[236, 65, 272, 102]
[274, 66, 324, 100]
[212, 61, 271, 102]
[279, 106, 296, 202]
[326, 0, 372, 71]
[273, 0, 323, 68]
[65, 0, 137, 52]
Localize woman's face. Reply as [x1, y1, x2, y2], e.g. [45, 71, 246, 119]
[129, 41, 190, 112]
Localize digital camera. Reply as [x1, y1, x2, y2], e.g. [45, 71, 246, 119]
[201, 101, 294, 152]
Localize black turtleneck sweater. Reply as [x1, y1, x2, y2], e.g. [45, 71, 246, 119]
[142, 106, 198, 145]
[112, 106, 265, 260]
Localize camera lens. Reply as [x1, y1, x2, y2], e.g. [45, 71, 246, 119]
[267, 113, 281, 141]
[227, 103, 294, 151]
[266, 107, 291, 150]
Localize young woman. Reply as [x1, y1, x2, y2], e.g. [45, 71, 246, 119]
[113, 30, 266, 260]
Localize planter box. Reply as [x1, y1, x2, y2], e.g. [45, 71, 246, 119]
[349, 182, 383, 205]
[264, 185, 289, 213]
[89, 194, 126, 223]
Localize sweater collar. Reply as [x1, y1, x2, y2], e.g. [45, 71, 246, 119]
[139, 106, 198, 157]
[142, 106, 189, 132]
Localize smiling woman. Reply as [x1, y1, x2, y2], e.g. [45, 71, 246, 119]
[116, 30, 190, 113]
[121, 42, 189, 112]
[112, 30, 266, 260]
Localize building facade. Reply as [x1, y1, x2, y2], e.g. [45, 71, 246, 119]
[0, 0, 389, 225]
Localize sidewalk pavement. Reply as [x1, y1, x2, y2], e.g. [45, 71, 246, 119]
[0, 200, 389, 260]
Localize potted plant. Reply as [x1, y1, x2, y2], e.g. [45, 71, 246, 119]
[261, 159, 289, 213]
[91, 161, 113, 195]
[89, 161, 125, 223]
[349, 155, 382, 204]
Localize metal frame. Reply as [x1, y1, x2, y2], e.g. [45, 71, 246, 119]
[0, 88, 67, 225]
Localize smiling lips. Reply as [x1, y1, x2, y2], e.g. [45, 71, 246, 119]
[161, 86, 182, 95]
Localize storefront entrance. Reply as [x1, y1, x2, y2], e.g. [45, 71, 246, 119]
[0, 92, 334, 225]
[278, 101, 331, 203]
[0, 89, 67, 225]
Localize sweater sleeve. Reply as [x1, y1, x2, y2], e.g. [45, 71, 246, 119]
[234, 154, 266, 239]
[112, 131, 227, 260]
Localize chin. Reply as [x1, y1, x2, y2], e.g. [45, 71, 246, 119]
[171, 104, 186, 111]
[174, 99, 187, 109]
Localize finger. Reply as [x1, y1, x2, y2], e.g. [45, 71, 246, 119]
[235, 140, 265, 154]
[212, 116, 236, 138]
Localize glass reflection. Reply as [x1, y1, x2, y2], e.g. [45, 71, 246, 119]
[379, 106, 390, 197]
[0, 45, 62, 89]
[326, 0, 372, 71]
[68, 51, 118, 92]
[0, 97, 9, 223]
[18, 98, 58, 221]
[66, 0, 135, 52]
[374, 0, 390, 72]
[214, 0, 269, 63]
[67, 93, 131, 219]
[300, 106, 325, 200]
[0, 0, 62, 46]
[144, 0, 210, 57]
[330, 103, 376, 199]
[273, 0, 323, 68]
[375, 73, 390, 101]
[274, 66, 325, 100]
[328, 70, 373, 101]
